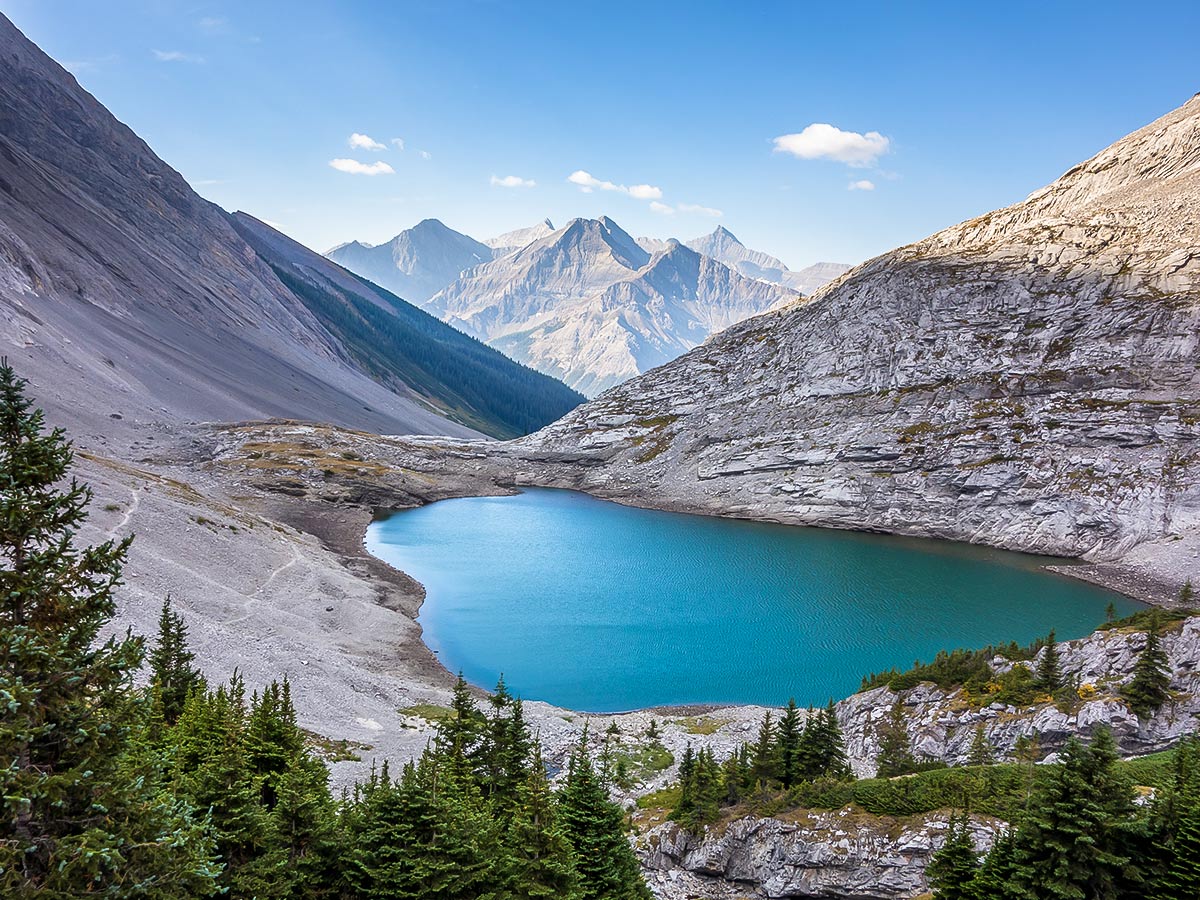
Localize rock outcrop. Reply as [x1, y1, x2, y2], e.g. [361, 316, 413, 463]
[837, 616, 1200, 777]
[521, 95, 1200, 570]
[639, 812, 1002, 899]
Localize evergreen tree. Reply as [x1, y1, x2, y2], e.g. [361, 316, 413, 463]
[437, 673, 488, 780]
[1009, 729, 1138, 899]
[776, 699, 802, 789]
[1034, 630, 1063, 694]
[0, 361, 218, 897]
[674, 748, 722, 831]
[1181, 578, 1195, 605]
[509, 744, 581, 900]
[1106, 601, 1117, 624]
[749, 712, 778, 785]
[559, 738, 650, 900]
[876, 700, 915, 778]
[811, 700, 850, 779]
[1161, 801, 1200, 899]
[149, 595, 204, 725]
[967, 829, 1019, 900]
[927, 813, 979, 900]
[1122, 614, 1172, 720]
[967, 725, 994, 767]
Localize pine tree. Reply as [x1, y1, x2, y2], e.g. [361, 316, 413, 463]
[967, 725, 994, 767]
[1106, 601, 1117, 623]
[1181, 578, 1195, 605]
[0, 361, 218, 897]
[149, 595, 204, 725]
[438, 673, 488, 779]
[1034, 630, 1063, 694]
[1009, 728, 1138, 899]
[968, 829, 1019, 900]
[927, 813, 979, 900]
[1122, 614, 1172, 720]
[1161, 802, 1200, 899]
[811, 700, 850, 779]
[559, 738, 650, 900]
[876, 700, 915, 778]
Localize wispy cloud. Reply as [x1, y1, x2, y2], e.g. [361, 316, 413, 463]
[650, 202, 724, 217]
[152, 49, 205, 64]
[567, 170, 662, 200]
[328, 158, 395, 176]
[197, 16, 228, 32]
[348, 133, 386, 151]
[491, 174, 536, 188]
[391, 137, 405, 150]
[772, 124, 891, 167]
[677, 202, 723, 217]
[848, 179, 876, 191]
[418, 150, 432, 160]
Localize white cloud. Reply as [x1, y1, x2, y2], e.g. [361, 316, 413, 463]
[649, 201, 675, 215]
[152, 49, 205, 63]
[491, 174, 536, 188]
[628, 184, 663, 200]
[197, 16, 228, 31]
[348, 133, 386, 151]
[328, 158, 395, 176]
[567, 170, 664, 201]
[848, 179, 876, 191]
[391, 137, 405, 150]
[419, 150, 432, 160]
[677, 202, 724, 217]
[772, 123, 891, 167]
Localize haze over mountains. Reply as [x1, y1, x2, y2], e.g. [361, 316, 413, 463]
[0, 13, 581, 441]
[329, 216, 846, 395]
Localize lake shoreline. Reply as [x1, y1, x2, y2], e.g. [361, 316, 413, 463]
[361, 484, 1155, 713]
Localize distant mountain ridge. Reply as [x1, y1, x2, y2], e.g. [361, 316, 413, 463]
[683, 226, 852, 294]
[325, 219, 494, 303]
[0, 12, 580, 440]
[485, 218, 556, 254]
[428, 217, 798, 395]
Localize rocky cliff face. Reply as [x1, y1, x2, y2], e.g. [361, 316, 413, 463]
[837, 616, 1200, 777]
[429, 217, 798, 395]
[639, 812, 1001, 900]
[521, 96, 1200, 567]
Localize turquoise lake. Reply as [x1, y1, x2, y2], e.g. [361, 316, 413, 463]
[366, 488, 1139, 712]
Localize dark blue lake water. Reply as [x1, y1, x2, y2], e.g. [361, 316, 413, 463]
[366, 488, 1137, 712]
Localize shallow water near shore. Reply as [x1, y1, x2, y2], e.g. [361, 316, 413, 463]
[366, 488, 1140, 712]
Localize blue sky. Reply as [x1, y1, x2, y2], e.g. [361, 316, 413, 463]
[7, 1, 1199, 267]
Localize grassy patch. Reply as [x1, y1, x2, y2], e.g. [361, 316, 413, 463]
[673, 715, 725, 735]
[302, 729, 371, 763]
[398, 703, 457, 722]
[103, 503, 122, 512]
[636, 785, 682, 811]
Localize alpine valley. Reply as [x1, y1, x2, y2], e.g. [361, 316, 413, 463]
[2, 7, 1200, 900]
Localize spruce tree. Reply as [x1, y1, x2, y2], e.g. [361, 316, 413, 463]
[559, 738, 650, 900]
[509, 744, 581, 900]
[776, 699, 802, 788]
[1181, 578, 1195, 605]
[749, 712, 778, 785]
[968, 829, 1019, 900]
[149, 595, 204, 725]
[876, 700, 915, 778]
[1160, 802, 1200, 899]
[1034, 630, 1063, 694]
[927, 813, 979, 900]
[0, 361, 218, 897]
[1122, 614, 1172, 720]
[1009, 729, 1137, 899]
[967, 725, 994, 767]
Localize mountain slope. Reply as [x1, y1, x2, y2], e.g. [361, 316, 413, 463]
[325, 219, 493, 302]
[685, 226, 852, 293]
[0, 14, 579, 443]
[524, 95, 1200, 562]
[430, 218, 798, 395]
[232, 214, 585, 439]
[484, 218, 555, 255]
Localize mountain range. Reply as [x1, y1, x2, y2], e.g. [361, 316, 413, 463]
[0, 14, 581, 441]
[327, 218, 848, 395]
